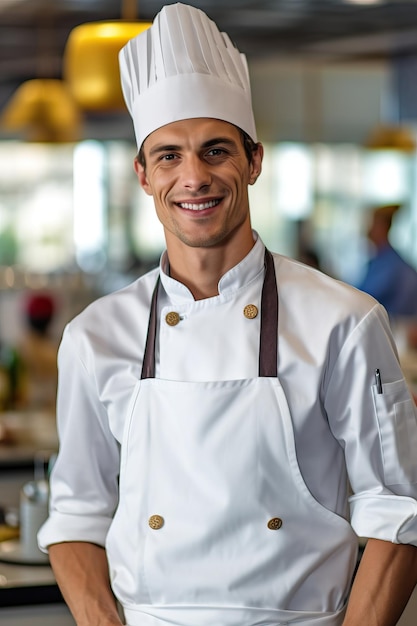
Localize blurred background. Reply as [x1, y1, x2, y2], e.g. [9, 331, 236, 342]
[0, 0, 417, 395]
[1, 2, 417, 622]
[0, 1, 417, 338]
[0, 0, 416, 332]
[0, 0, 416, 412]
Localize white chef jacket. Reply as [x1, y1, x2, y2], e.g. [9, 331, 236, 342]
[39, 232, 417, 553]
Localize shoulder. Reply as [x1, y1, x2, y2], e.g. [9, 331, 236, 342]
[75, 268, 158, 324]
[273, 253, 376, 309]
[62, 268, 159, 358]
[272, 252, 384, 333]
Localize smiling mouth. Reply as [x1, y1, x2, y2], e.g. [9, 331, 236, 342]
[178, 199, 220, 211]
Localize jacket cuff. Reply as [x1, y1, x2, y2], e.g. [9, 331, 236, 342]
[349, 492, 417, 545]
[37, 512, 112, 553]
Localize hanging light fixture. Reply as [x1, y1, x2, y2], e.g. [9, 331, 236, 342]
[364, 124, 416, 153]
[0, 1, 82, 142]
[63, 0, 151, 111]
[1, 78, 81, 142]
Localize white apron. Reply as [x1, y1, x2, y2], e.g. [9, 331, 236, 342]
[106, 251, 358, 626]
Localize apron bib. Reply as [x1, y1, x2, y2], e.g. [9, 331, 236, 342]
[106, 251, 357, 626]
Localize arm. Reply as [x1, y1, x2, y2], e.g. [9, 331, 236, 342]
[37, 326, 122, 620]
[324, 304, 417, 622]
[343, 538, 417, 626]
[49, 541, 123, 626]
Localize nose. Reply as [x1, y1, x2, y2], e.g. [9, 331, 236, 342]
[181, 154, 211, 190]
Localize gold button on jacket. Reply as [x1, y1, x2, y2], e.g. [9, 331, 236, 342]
[165, 311, 181, 326]
[243, 304, 258, 319]
[148, 514, 164, 530]
[267, 517, 283, 530]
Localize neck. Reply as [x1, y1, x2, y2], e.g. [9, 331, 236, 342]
[165, 230, 255, 300]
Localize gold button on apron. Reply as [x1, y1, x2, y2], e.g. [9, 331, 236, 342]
[243, 304, 258, 319]
[165, 311, 181, 326]
[267, 517, 283, 530]
[148, 514, 164, 530]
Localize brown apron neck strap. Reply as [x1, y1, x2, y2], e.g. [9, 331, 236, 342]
[259, 249, 278, 377]
[141, 277, 160, 380]
[141, 249, 279, 380]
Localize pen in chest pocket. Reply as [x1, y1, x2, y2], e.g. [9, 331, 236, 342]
[375, 368, 383, 394]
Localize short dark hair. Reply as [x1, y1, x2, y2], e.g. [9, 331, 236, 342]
[239, 128, 259, 164]
[135, 124, 259, 170]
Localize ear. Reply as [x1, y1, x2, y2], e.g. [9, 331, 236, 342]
[249, 142, 264, 185]
[134, 158, 153, 196]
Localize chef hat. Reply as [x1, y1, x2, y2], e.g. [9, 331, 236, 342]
[119, 2, 257, 149]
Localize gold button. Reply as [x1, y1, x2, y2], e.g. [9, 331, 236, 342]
[243, 304, 258, 319]
[148, 514, 164, 530]
[165, 311, 181, 326]
[267, 517, 283, 530]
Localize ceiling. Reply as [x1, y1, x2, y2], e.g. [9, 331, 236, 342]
[2, 0, 417, 118]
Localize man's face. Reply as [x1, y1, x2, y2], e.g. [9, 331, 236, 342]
[134, 118, 262, 250]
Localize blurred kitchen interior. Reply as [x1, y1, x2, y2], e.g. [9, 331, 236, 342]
[1, 1, 417, 623]
[0, 0, 416, 407]
[0, 0, 417, 344]
[0, 0, 417, 423]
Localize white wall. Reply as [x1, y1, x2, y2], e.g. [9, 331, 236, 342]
[249, 58, 391, 144]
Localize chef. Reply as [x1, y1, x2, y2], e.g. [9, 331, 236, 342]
[38, 4, 417, 626]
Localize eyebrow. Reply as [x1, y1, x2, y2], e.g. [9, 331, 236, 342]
[148, 136, 238, 157]
[202, 137, 238, 149]
[148, 144, 180, 157]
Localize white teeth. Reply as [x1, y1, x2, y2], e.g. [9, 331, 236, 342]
[179, 200, 219, 211]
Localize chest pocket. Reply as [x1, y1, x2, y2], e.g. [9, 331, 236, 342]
[373, 378, 417, 485]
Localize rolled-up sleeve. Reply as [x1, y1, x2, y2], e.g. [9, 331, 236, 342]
[325, 303, 417, 545]
[38, 324, 120, 552]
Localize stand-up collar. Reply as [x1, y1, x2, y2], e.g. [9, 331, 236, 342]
[159, 232, 265, 305]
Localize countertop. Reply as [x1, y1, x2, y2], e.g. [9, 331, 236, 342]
[0, 410, 61, 608]
[0, 410, 58, 469]
[0, 558, 63, 608]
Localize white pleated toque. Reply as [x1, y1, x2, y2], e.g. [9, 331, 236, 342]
[119, 2, 258, 149]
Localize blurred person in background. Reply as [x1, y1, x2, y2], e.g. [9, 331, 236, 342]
[18, 291, 58, 412]
[299, 246, 322, 271]
[356, 204, 417, 317]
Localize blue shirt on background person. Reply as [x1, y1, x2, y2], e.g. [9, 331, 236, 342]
[356, 204, 417, 317]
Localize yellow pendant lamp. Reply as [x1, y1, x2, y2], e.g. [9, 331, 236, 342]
[364, 124, 416, 153]
[0, 3, 82, 143]
[0, 78, 81, 143]
[63, 0, 151, 111]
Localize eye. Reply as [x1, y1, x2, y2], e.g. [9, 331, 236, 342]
[206, 148, 226, 157]
[160, 153, 177, 161]
[205, 147, 231, 163]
